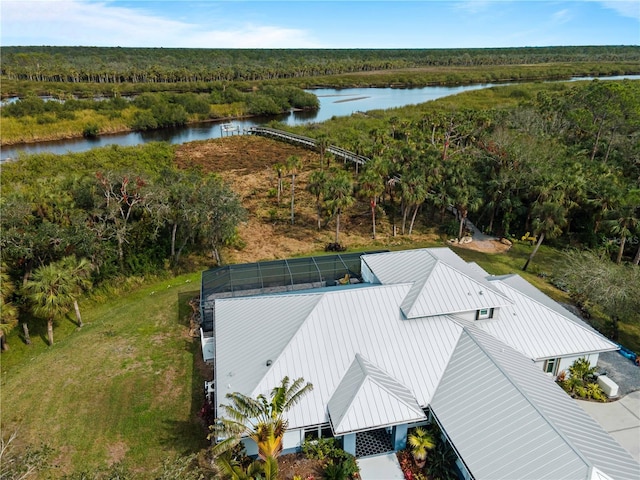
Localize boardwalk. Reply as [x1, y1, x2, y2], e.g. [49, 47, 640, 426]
[246, 126, 369, 167]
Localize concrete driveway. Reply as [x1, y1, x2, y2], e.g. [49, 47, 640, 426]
[577, 390, 640, 462]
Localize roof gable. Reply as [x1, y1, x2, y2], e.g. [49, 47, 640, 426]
[401, 260, 511, 318]
[328, 354, 426, 435]
[363, 249, 511, 319]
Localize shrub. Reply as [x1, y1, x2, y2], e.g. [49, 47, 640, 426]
[82, 123, 99, 138]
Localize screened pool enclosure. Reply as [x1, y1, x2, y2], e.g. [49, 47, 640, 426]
[200, 252, 384, 332]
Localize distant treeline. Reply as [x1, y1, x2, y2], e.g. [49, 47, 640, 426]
[3, 45, 640, 84]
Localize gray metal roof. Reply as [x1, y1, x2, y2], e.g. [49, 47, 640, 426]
[431, 329, 590, 480]
[214, 293, 322, 398]
[468, 323, 640, 480]
[362, 249, 512, 318]
[328, 354, 426, 435]
[478, 278, 618, 360]
[431, 322, 639, 480]
[217, 283, 462, 430]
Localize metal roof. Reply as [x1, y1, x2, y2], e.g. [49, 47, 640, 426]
[362, 249, 512, 318]
[211, 248, 638, 479]
[432, 322, 639, 480]
[328, 354, 426, 435]
[214, 293, 322, 398]
[478, 278, 618, 360]
[216, 282, 462, 430]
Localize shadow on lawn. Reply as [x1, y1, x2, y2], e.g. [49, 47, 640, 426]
[160, 291, 210, 455]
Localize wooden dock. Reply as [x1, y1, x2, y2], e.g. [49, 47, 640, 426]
[246, 126, 369, 167]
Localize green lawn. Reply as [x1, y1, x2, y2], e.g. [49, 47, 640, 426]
[1, 273, 209, 478]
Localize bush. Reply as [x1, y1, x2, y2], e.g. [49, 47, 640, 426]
[82, 123, 99, 138]
[302, 438, 359, 479]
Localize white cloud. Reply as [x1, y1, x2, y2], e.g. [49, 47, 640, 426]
[0, 0, 322, 47]
[592, 0, 640, 19]
[552, 8, 572, 24]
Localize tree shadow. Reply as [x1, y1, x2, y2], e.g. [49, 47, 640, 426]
[159, 290, 211, 456]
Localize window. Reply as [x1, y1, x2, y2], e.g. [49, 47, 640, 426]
[476, 308, 494, 320]
[305, 424, 334, 441]
[544, 358, 559, 375]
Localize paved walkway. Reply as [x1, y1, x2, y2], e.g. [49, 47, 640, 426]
[577, 390, 640, 462]
[357, 453, 405, 480]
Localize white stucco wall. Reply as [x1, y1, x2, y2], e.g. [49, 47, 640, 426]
[535, 353, 600, 377]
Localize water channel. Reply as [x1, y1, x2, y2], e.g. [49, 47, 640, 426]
[2, 75, 638, 162]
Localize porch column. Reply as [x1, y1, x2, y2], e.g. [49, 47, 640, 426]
[393, 424, 408, 451]
[343, 433, 356, 455]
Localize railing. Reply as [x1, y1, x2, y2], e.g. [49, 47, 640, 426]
[246, 126, 369, 166]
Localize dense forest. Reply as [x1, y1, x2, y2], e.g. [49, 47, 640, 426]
[3, 46, 640, 84]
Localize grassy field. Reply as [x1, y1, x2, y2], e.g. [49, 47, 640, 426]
[1, 273, 210, 477]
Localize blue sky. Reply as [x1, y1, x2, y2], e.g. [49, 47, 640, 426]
[1, 1, 638, 48]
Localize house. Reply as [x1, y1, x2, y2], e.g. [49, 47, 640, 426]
[200, 248, 640, 480]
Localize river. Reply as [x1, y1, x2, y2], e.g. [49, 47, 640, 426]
[2, 75, 638, 162]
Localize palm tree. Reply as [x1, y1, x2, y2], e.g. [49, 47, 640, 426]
[522, 199, 568, 271]
[606, 190, 640, 265]
[316, 134, 330, 168]
[25, 262, 75, 346]
[358, 166, 385, 239]
[325, 170, 355, 245]
[0, 263, 19, 351]
[58, 256, 93, 327]
[212, 376, 313, 462]
[307, 170, 328, 230]
[408, 427, 435, 469]
[286, 155, 302, 225]
[273, 162, 285, 204]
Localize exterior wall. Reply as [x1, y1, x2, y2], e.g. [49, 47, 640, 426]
[343, 433, 356, 455]
[535, 353, 600, 377]
[283, 429, 304, 452]
[241, 437, 258, 457]
[456, 311, 478, 321]
[360, 262, 377, 284]
[393, 424, 408, 451]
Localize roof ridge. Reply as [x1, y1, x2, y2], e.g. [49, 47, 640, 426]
[254, 283, 413, 398]
[333, 354, 424, 431]
[356, 354, 421, 408]
[460, 324, 595, 472]
[249, 293, 325, 397]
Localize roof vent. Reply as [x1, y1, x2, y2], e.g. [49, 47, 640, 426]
[479, 290, 484, 295]
[266, 360, 272, 367]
